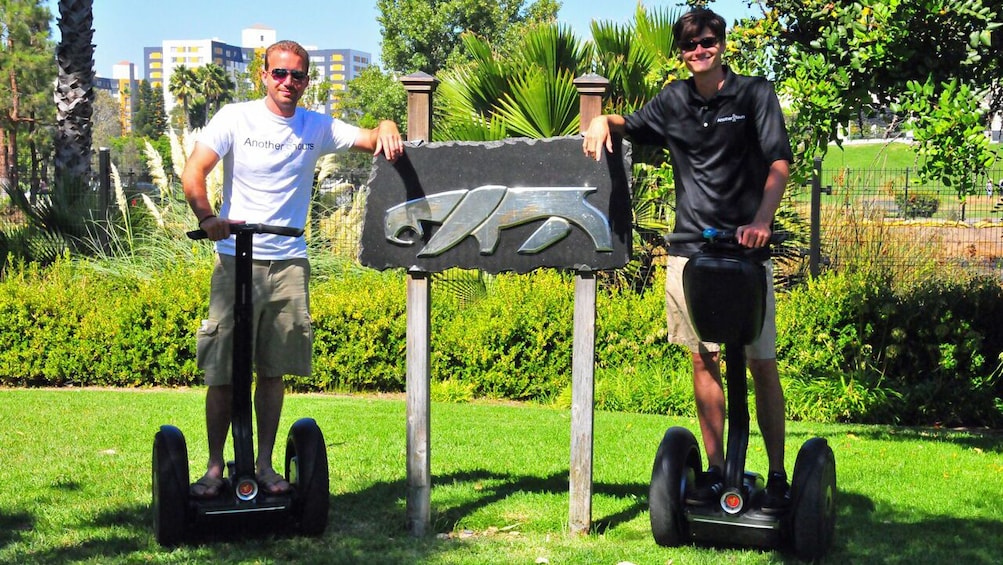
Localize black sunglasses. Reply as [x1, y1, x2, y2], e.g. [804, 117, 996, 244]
[269, 68, 308, 82]
[680, 37, 720, 52]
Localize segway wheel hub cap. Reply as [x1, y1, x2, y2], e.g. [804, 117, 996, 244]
[236, 478, 259, 501]
[722, 491, 744, 514]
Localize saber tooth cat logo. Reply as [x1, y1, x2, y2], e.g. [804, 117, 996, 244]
[384, 185, 613, 257]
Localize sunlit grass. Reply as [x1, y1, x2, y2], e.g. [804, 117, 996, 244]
[0, 388, 1000, 564]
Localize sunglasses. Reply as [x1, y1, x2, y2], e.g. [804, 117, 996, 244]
[680, 37, 720, 52]
[269, 68, 308, 82]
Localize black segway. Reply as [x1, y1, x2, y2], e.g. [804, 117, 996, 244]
[153, 223, 330, 546]
[648, 228, 836, 561]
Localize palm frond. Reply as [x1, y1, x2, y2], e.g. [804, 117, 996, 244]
[494, 68, 581, 138]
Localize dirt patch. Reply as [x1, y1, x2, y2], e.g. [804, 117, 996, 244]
[886, 224, 1003, 262]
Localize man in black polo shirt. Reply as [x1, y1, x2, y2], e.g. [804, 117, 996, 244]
[582, 7, 793, 512]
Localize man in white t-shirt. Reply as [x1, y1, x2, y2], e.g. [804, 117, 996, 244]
[182, 39, 404, 498]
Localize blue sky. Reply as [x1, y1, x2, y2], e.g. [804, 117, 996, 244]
[45, 0, 756, 77]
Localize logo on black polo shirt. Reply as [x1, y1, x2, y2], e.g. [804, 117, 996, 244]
[717, 113, 747, 124]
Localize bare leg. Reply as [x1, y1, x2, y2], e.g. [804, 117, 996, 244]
[253, 374, 285, 477]
[191, 384, 231, 496]
[692, 351, 725, 470]
[749, 358, 786, 474]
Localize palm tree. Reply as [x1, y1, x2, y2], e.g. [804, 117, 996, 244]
[196, 63, 234, 124]
[434, 6, 686, 290]
[435, 24, 590, 142]
[168, 64, 197, 129]
[53, 0, 94, 181]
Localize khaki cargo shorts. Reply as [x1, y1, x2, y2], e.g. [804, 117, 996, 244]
[197, 254, 312, 386]
[664, 254, 777, 360]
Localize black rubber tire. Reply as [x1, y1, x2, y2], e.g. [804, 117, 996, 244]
[152, 425, 189, 547]
[649, 426, 701, 546]
[285, 418, 330, 535]
[790, 437, 837, 560]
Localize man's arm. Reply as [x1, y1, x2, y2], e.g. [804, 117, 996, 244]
[737, 159, 789, 248]
[582, 114, 626, 161]
[353, 119, 404, 162]
[182, 142, 228, 240]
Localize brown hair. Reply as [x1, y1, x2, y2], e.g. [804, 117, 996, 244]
[264, 40, 310, 72]
[673, 8, 727, 51]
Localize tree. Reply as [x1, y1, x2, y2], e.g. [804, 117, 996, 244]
[234, 47, 266, 102]
[377, 0, 561, 75]
[195, 63, 234, 125]
[91, 88, 120, 149]
[751, 0, 1001, 191]
[340, 65, 406, 129]
[133, 79, 168, 139]
[53, 0, 95, 182]
[168, 64, 197, 130]
[0, 0, 54, 190]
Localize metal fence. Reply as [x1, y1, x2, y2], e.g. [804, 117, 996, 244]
[802, 158, 1003, 284]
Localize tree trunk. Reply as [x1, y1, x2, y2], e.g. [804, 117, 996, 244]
[53, 0, 95, 181]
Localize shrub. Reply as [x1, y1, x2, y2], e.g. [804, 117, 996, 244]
[0, 257, 206, 386]
[777, 269, 1003, 427]
[303, 266, 407, 392]
[895, 191, 939, 218]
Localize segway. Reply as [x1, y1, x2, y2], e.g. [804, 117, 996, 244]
[153, 223, 330, 546]
[648, 228, 836, 560]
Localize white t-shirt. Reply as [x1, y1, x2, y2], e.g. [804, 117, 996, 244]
[197, 99, 361, 259]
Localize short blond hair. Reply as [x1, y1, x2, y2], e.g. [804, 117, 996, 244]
[264, 40, 310, 72]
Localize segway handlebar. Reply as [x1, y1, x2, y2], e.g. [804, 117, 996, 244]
[186, 223, 305, 240]
[665, 227, 789, 245]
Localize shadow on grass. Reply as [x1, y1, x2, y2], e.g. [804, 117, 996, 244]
[0, 509, 35, 548]
[784, 425, 1003, 454]
[6, 471, 1002, 564]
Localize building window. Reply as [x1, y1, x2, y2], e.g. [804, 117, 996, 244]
[331, 54, 344, 61]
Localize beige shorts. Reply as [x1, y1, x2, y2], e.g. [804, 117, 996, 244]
[197, 254, 312, 386]
[664, 254, 777, 359]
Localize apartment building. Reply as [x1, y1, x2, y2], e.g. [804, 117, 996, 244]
[146, 39, 247, 115]
[143, 26, 371, 117]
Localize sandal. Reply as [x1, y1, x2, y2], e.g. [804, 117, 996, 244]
[190, 473, 224, 499]
[256, 468, 291, 495]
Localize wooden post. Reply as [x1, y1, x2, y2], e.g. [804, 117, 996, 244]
[569, 271, 597, 535]
[405, 270, 431, 535]
[575, 73, 610, 133]
[400, 71, 438, 536]
[568, 73, 610, 535]
[401, 72, 438, 142]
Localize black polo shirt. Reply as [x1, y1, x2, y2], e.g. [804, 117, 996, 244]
[623, 66, 793, 256]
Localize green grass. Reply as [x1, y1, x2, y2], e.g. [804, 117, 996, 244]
[1, 389, 1001, 564]
[821, 142, 919, 171]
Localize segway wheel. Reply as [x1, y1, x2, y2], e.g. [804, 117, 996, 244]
[790, 437, 837, 560]
[649, 426, 701, 546]
[152, 425, 189, 547]
[285, 418, 330, 535]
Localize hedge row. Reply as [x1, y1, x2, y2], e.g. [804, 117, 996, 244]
[2, 256, 1001, 426]
[0, 258, 679, 405]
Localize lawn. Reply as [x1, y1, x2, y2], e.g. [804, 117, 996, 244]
[1, 388, 1000, 564]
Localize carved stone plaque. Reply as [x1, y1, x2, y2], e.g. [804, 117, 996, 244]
[360, 135, 631, 273]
